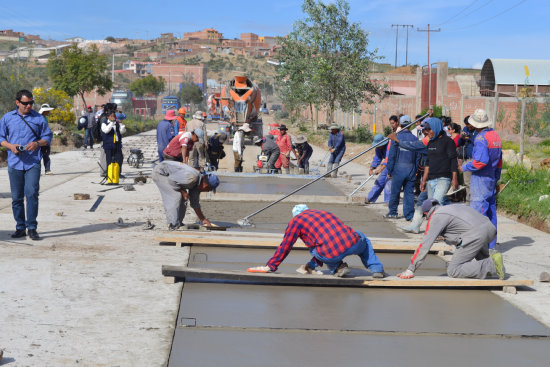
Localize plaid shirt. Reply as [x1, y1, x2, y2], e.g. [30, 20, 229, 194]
[266, 210, 360, 271]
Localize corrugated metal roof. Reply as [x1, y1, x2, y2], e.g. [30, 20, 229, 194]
[482, 59, 550, 85]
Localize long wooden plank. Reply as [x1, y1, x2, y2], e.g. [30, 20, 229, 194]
[162, 266, 534, 289]
[155, 234, 452, 252]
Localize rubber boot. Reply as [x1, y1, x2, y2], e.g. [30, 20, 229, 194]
[400, 206, 423, 234]
[326, 163, 333, 176]
[331, 165, 339, 178]
[298, 168, 305, 175]
[285, 167, 290, 174]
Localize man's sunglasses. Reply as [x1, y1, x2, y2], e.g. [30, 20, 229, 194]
[18, 100, 34, 106]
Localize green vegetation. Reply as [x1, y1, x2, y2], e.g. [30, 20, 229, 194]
[32, 87, 75, 125]
[498, 162, 550, 229]
[421, 105, 443, 117]
[129, 74, 165, 97]
[277, 0, 380, 123]
[513, 96, 550, 138]
[0, 60, 32, 114]
[123, 116, 158, 136]
[177, 81, 203, 107]
[47, 44, 112, 107]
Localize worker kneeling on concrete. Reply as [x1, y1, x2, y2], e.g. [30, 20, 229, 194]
[248, 205, 385, 278]
[397, 199, 505, 280]
[152, 161, 219, 230]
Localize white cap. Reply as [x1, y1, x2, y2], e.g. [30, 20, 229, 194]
[39, 103, 55, 114]
[292, 204, 309, 217]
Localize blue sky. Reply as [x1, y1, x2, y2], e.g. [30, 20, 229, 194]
[0, 0, 546, 68]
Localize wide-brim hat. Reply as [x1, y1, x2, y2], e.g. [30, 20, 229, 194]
[39, 103, 54, 114]
[294, 135, 307, 144]
[193, 111, 205, 120]
[329, 123, 340, 130]
[279, 124, 288, 131]
[239, 123, 252, 132]
[468, 109, 492, 129]
[371, 134, 385, 147]
[164, 109, 177, 120]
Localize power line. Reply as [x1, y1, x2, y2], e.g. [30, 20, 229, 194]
[443, 0, 494, 26]
[391, 24, 413, 67]
[435, 0, 481, 26]
[447, 0, 528, 31]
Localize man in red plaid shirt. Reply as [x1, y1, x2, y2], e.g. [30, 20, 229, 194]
[248, 205, 385, 277]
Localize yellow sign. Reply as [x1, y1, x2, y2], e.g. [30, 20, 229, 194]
[524, 65, 530, 77]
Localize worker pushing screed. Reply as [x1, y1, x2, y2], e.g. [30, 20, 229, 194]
[397, 199, 505, 280]
[247, 205, 385, 278]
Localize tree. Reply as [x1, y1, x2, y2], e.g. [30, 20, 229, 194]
[0, 60, 31, 114]
[177, 78, 204, 107]
[277, 0, 381, 123]
[47, 44, 112, 107]
[32, 87, 76, 126]
[105, 36, 116, 43]
[129, 74, 165, 97]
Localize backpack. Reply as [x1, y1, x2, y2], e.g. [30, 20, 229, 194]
[77, 115, 87, 130]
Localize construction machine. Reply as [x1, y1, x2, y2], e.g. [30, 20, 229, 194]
[219, 75, 263, 139]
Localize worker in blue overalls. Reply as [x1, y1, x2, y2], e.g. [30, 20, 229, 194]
[461, 109, 502, 251]
[384, 115, 419, 219]
[327, 124, 346, 178]
[365, 134, 391, 204]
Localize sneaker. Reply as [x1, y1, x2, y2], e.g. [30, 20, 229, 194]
[333, 262, 350, 277]
[372, 272, 385, 279]
[383, 213, 399, 219]
[45, 171, 53, 175]
[491, 252, 505, 280]
[11, 229, 27, 238]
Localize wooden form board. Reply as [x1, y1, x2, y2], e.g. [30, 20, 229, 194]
[155, 231, 453, 253]
[161, 266, 534, 290]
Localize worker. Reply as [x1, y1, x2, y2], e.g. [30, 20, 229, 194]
[461, 109, 502, 251]
[247, 205, 385, 278]
[260, 134, 280, 173]
[186, 111, 207, 170]
[156, 109, 177, 162]
[232, 123, 251, 172]
[162, 128, 204, 164]
[101, 105, 126, 177]
[174, 107, 187, 134]
[365, 134, 391, 204]
[293, 135, 313, 174]
[206, 132, 227, 171]
[397, 199, 505, 280]
[38, 103, 54, 175]
[384, 115, 419, 220]
[327, 123, 345, 178]
[276, 124, 297, 174]
[152, 160, 219, 230]
[268, 123, 281, 137]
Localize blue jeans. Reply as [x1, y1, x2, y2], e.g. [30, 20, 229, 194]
[308, 231, 384, 274]
[8, 164, 41, 230]
[367, 168, 391, 203]
[427, 177, 451, 205]
[388, 166, 416, 219]
[41, 145, 51, 172]
[328, 148, 345, 164]
[84, 128, 94, 147]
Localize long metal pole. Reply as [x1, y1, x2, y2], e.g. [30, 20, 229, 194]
[238, 114, 429, 226]
[349, 174, 375, 198]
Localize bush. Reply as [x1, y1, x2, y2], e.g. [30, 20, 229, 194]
[541, 139, 550, 147]
[383, 126, 393, 136]
[275, 110, 289, 119]
[354, 126, 373, 143]
[502, 140, 519, 152]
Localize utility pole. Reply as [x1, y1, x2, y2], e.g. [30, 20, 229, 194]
[417, 24, 440, 107]
[391, 25, 399, 67]
[403, 25, 414, 66]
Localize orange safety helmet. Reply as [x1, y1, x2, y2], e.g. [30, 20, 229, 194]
[202, 112, 207, 118]
[178, 107, 186, 115]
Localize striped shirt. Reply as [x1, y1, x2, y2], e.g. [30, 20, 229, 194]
[266, 209, 360, 271]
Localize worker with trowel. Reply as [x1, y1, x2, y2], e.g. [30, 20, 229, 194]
[152, 160, 219, 230]
[397, 199, 505, 280]
[248, 205, 385, 278]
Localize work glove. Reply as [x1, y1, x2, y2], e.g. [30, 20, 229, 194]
[397, 269, 415, 279]
[296, 264, 323, 275]
[247, 266, 272, 273]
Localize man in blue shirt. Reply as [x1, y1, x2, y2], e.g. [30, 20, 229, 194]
[0, 89, 53, 240]
[327, 124, 345, 178]
[156, 110, 177, 162]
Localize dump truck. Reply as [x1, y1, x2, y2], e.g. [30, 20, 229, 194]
[219, 75, 263, 139]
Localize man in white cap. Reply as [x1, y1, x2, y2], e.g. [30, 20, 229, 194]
[397, 199, 505, 280]
[232, 122, 251, 172]
[38, 103, 54, 175]
[186, 111, 207, 170]
[247, 205, 385, 278]
[460, 109, 502, 251]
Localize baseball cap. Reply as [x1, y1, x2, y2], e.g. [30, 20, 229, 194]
[206, 173, 219, 193]
[421, 199, 439, 214]
[399, 115, 411, 126]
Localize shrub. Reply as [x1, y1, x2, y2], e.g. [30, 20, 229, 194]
[383, 126, 393, 136]
[275, 110, 289, 119]
[502, 140, 519, 152]
[354, 126, 373, 143]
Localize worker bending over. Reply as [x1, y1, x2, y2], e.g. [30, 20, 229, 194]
[152, 161, 219, 230]
[397, 199, 505, 280]
[248, 205, 385, 278]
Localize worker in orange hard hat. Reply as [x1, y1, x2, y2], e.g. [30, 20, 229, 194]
[175, 107, 187, 134]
